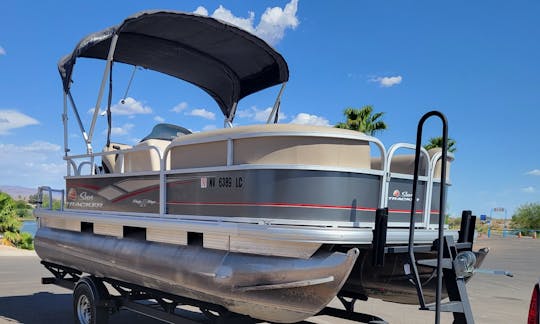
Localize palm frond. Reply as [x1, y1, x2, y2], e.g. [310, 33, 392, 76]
[334, 105, 387, 136]
[424, 136, 457, 153]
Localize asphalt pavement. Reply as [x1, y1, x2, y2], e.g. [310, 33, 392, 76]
[0, 237, 537, 324]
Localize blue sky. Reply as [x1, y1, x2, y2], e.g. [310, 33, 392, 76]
[0, 1, 539, 218]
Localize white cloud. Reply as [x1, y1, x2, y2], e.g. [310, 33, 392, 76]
[90, 97, 152, 116]
[522, 186, 535, 193]
[129, 137, 141, 144]
[370, 75, 403, 88]
[194, 0, 299, 45]
[212, 6, 256, 34]
[256, 0, 299, 45]
[105, 123, 134, 136]
[290, 113, 330, 126]
[171, 102, 188, 113]
[526, 169, 540, 176]
[193, 6, 209, 16]
[0, 110, 39, 134]
[202, 124, 217, 131]
[154, 116, 165, 123]
[0, 141, 61, 154]
[0, 46, 6, 56]
[186, 108, 216, 120]
[237, 106, 287, 122]
[21, 141, 61, 152]
[112, 97, 152, 115]
[0, 141, 65, 188]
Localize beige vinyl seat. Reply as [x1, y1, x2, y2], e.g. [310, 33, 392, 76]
[105, 124, 191, 173]
[169, 124, 372, 170]
[371, 148, 452, 179]
[427, 148, 453, 180]
[120, 139, 171, 172]
[102, 143, 132, 173]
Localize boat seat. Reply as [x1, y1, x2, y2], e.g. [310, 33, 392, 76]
[428, 148, 453, 180]
[371, 148, 452, 179]
[109, 124, 191, 173]
[371, 155, 429, 175]
[102, 143, 132, 173]
[170, 124, 371, 169]
[119, 139, 171, 172]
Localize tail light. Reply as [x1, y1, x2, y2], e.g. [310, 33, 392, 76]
[529, 283, 539, 324]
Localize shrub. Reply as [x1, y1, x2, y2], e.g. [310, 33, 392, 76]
[3, 231, 34, 250]
[511, 203, 540, 230]
[18, 232, 34, 250]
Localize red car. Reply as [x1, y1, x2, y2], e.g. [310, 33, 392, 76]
[529, 280, 539, 324]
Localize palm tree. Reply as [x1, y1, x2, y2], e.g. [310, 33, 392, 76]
[335, 105, 387, 135]
[424, 136, 457, 153]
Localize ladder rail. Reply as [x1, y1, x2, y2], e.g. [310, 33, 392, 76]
[408, 111, 449, 321]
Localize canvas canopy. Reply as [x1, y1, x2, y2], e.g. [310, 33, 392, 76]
[58, 10, 289, 119]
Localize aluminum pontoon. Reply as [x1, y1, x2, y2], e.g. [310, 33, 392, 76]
[34, 10, 487, 324]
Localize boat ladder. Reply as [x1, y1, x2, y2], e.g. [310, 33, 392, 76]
[372, 111, 477, 324]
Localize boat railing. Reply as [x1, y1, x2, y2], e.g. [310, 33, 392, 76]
[36, 186, 65, 211]
[384, 143, 431, 228]
[64, 145, 163, 176]
[62, 128, 450, 230]
[160, 130, 389, 215]
[162, 129, 386, 172]
[426, 150, 454, 229]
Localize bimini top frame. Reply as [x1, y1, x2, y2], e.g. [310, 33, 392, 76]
[58, 10, 289, 153]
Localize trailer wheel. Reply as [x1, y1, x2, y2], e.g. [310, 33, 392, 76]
[73, 277, 110, 324]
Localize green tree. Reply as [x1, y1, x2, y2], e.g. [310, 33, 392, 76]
[0, 192, 34, 250]
[0, 192, 20, 233]
[447, 216, 462, 229]
[43, 196, 62, 210]
[335, 105, 387, 135]
[424, 136, 457, 153]
[14, 199, 32, 219]
[28, 193, 61, 210]
[511, 203, 540, 230]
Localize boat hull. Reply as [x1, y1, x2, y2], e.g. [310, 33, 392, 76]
[35, 227, 359, 323]
[65, 168, 443, 226]
[341, 247, 488, 305]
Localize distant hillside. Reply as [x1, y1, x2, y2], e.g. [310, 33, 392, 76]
[0, 186, 38, 200]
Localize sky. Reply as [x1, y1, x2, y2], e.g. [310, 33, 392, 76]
[0, 1, 539, 218]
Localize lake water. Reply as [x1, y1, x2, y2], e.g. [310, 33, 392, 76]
[21, 220, 37, 237]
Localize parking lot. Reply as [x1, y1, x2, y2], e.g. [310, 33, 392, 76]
[0, 237, 537, 323]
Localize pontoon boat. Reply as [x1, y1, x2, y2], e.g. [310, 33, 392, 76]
[34, 10, 487, 323]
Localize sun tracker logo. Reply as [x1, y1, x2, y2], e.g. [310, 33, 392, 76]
[67, 188, 77, 201]
[389, 189, 413, 201]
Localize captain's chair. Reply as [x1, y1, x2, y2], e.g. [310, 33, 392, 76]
[120, 124, 191, 172]
[102, 143, 132, 173]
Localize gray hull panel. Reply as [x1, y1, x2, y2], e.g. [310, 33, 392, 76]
[167, 169, 382, 222]
[66, 169, 444, 225]
[35, 227, 358, 323]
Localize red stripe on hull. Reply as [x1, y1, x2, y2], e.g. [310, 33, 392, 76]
[68, 183, 101, 191]
[168, 201, 439, 214]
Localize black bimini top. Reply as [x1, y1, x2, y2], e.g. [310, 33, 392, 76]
[58, 10, 289, 118]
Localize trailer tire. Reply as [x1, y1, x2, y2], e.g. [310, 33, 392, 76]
[73, 277, 110, 324]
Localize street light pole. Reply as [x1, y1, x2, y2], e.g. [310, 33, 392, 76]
[488, 208, 492, 238]
[503, 208, 508, 238]
[492, 207, 506, 238]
